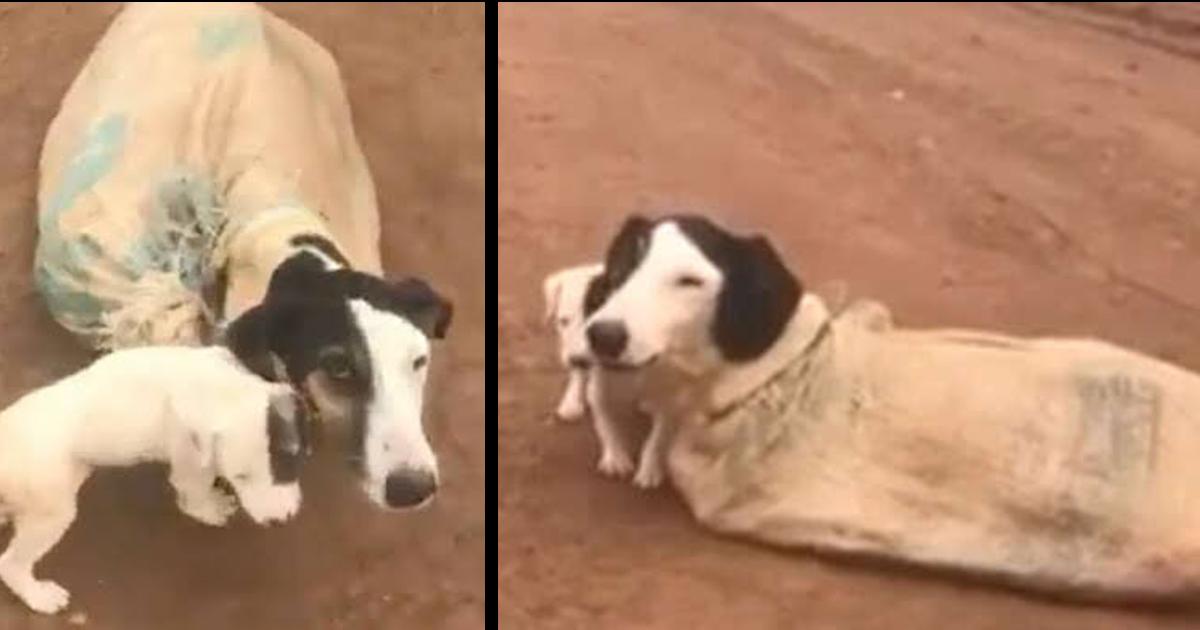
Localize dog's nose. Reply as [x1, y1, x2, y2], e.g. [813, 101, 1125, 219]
[567, 355, 592, 370]
[384, 469, 438, 509]
[587, 320, 628, 359]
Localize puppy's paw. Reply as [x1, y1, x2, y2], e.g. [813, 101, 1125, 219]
[18, 579, 69, 614]
[179, 490, 238, 527]
[555, 399, 585, 423]
[597, 449, 634, 478]
[632, 459, 665, 489]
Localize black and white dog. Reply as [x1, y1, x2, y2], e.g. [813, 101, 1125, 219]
[34, 3, 454, 512]
[587, 215, 801, 371]
[222, 248, 451, 511]
[584, 214, 806, 471]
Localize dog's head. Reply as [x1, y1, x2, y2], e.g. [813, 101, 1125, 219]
[222, 252, 453, 510]
[191, 387, 306, 525]
[542, 263, 608, 369]
[586, 214, 801, 370]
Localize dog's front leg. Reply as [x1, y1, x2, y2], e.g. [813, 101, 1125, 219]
[633, 413, 673, 489]
[169, 462, 236, 527]
[588, 368, 634, 477]
[0, 506, 76, 614]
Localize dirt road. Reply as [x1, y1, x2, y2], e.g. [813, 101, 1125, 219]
[0, 3, 483, 628]
[499, 3, 1200, 628]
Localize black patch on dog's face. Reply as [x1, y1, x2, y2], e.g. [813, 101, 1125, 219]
[223, 251, 453, 466]
[600, 215, 654, 295]
[289, 233, 352, 268]
[581, 272, 612, 317]
[267, 394, 304, 484]
[600, 214, 802, 362]
[671, 215, 802, 361]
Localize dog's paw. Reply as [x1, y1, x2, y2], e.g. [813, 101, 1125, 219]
[179, 490, 238, 527]
[632, 460, 665, 489]
[18, 579, 69, 614]
[597, 449, 634, 478]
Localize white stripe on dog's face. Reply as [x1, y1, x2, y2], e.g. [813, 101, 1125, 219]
[348, 299, 438, 509]
[587, 222, 722, 368]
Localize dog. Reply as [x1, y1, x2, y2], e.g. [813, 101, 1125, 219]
[583, 214, 1200, 597]
[222, 252, 451, 509]
[36, 3, 453, 510]
[0, 346, 305, 614]
[543, 263, 673, 488]
[584, 214, 804, 443]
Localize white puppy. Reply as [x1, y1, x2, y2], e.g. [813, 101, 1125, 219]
[542, 263, 604, 422]
[543, 264, 668, 488]
[0, 346, 305, 614]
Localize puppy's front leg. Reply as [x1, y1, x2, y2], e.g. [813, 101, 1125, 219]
[170, 464, 236, 527]
[0, 506, 76, 614]
[633, 413, 673, 489]
[555, 368, 588, 422]
[588, 369, 634, 477]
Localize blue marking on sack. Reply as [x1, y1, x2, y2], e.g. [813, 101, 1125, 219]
[34, 264, 108, 328]
[199, 15, 259, 58]
[44, 113, 127, 222]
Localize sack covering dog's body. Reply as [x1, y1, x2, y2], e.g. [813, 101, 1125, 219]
[670, 293, 1200, 598]
[36, 2, 382, 349]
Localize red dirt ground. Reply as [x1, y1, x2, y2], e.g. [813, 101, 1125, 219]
[0, 3, 483, 628]
[499, 3, 1200, 628]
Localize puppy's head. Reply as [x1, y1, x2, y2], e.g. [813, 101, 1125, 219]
[542, 263, 607, 368]
[222, 252, 453, 510]
[194, 387, 305, 525]
[586, 214, 801, 370]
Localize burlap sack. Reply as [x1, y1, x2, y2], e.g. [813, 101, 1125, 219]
[670, 294, 1200, 598]
[36, 2, 381, 349]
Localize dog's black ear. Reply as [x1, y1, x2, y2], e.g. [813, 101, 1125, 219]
[713, 235, 802, 361]
[603, 215, 654, 288]
[267, 252, 328, 299]
[223, 302, 299, 381]
[224, 304, 278, 380]
[391, 278, 453, 339]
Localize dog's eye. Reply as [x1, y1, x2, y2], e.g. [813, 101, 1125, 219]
[675, 274, 704, 288]
[319, 349, 354, 380]
[412, 355, 428, 371]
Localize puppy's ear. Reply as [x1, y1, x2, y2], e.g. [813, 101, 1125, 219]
[187, 429, 217, 471]
[603, 215, 653, 287]
[713, 235, 802, 361]
[542, 271, 566, 325]
[391, 278, 453, 339]
[268, 389, 309, 473]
